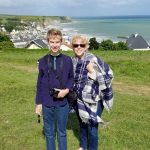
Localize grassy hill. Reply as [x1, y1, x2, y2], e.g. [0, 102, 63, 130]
[0, 48, 150, 150]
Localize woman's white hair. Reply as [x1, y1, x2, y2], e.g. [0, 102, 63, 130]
[71, 35, 89, 47]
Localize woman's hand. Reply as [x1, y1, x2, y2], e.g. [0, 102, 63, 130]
[86, 62, 95, 73]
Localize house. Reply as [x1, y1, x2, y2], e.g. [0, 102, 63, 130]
[62, 34, 71, 44]
[126, 33, 150, 50]
[25, 39, 48, 49]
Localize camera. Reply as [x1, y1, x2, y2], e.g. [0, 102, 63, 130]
[49, 88, 60, 98]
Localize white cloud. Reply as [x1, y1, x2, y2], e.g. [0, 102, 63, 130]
[0, 0, 48, 7]
[0, 0, 142, 8]
[0, 0, 149, 16]
[0, 0, 81, 7]
[94, 0, 137, 7]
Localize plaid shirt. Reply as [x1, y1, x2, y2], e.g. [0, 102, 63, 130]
[72, 52, 114, 124]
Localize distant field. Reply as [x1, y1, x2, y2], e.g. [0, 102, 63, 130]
[0, 48, 150, 150]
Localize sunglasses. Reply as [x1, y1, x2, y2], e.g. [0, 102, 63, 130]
[73, 44, 86, 48]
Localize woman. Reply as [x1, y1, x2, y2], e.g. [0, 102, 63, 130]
[71, 35, 114, 150]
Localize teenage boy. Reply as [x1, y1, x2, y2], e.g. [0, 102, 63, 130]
[35, 28, 74, 150]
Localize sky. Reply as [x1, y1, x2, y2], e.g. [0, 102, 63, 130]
[0, 0, 150, 17]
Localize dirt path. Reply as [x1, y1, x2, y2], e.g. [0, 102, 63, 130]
[0, 62, 38, 73]
[113, 81, 150, 96]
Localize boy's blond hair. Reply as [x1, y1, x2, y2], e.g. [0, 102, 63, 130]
[47, 28, 62, 42]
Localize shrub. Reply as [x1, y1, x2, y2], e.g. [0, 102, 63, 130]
[0, 33, 14, 49]
[100, 40, 128, 51]
[0, 41, 14, 49]
[117, 41, 128, 50]
[0, 33, 10, 42]
[5, 24, 15, 32]
[100, 39, 113, 50]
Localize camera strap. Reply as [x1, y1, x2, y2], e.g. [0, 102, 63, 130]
[44, 54, 64, 89]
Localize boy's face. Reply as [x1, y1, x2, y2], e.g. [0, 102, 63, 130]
[48, 35, 62, 53]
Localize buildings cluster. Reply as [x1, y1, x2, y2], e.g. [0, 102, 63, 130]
[2, 23, 72, 51]
[9, 24, 47, 48]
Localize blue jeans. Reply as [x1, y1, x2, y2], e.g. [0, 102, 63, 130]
[42, 103, 69, 150]
[77, 100, 104, 150]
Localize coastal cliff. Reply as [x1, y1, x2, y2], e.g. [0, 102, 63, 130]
[0, 15, 72, 30]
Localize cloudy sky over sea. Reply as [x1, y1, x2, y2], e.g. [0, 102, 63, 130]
[0, 0, 150, 16]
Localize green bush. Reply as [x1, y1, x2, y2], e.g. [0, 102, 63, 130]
[100, 39, 114, 50]
[0, 41, 14, 49]
[117, 41, 128, 50]
[0, 33, 14, 49]
[100, 40, 128, 51]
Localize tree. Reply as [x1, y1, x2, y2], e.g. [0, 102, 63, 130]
[0, 33, 14, 49]
[5, 24, 15, 32]
[0, 33, 10, 42]
[89, 37, 100, 50]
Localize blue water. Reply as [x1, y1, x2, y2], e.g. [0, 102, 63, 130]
[61, 16, 150, 44]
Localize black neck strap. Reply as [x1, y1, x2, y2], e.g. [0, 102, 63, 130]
[46, 54, 64, 89]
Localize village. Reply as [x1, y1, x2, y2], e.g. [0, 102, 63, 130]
[0, 21, 72, 51]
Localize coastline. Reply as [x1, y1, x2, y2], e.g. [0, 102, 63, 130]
[48, 22, 125, 44]
[47, 21, 150, 47]
[58, 16, 150, 44]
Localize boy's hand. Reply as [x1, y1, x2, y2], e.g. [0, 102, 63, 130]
[57, 89, 69, 98]
[35, 104, 42, 115]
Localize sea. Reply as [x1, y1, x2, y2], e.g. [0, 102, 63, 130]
[59, 15, 150, 45]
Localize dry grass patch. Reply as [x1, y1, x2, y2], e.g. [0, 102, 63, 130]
[0, 62, 38, 73]
[113, 81, 150, 96]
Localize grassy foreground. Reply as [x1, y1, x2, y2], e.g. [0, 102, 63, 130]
[0, 48, 150, 150]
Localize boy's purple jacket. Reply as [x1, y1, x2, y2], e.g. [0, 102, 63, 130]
[36, 54, 74, 107]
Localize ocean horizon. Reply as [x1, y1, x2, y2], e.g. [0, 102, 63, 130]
[59, 15, 150, 44]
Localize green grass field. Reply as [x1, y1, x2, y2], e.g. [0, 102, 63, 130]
[0, 48, 150, 150]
